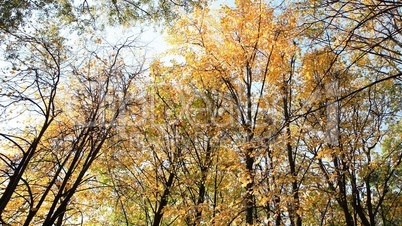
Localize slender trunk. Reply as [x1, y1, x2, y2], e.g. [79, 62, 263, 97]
[245, 62, 255, 225]
[194, 178, 206, 226]
[365, 152, 375, 226]
[0, 119, 52, 221]
[367, 183, 375, 225]
[212, 164, 218, 225]
[42, 129, 91, 225]
[283, 85, 301, 226]
[153, 172, 175, 226]
[0, 151, 33, 214]
[275, 195, 281, 226]
[23, 151, 72, 226]
[245, 148, 255, 225]
[43, 125, 112, 225]
[350, 169, 370, 226]
[194, 142, 212, 226]
[55, 206, 66, 226]
[340, 183, 354, 226]
[264, 150, 272, 223]
[333, 86, 354, 226]
[334, 156, 354, 226]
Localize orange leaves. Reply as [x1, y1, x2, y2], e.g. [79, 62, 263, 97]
[156, 2, 304, 224]
[166, 0, 299, 88]
[301, 47, 336, 82]
[3, 0, 400, 224]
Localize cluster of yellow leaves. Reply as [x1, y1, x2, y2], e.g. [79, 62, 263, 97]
[166, 0, 299, 87]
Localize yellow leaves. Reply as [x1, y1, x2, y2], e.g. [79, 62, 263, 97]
[149, 59, 164, 78]
[167, 0, 297, 83]
[316, 147, 333, 161]
[301, 47, 336, 82]
[239, 174, 253, 188]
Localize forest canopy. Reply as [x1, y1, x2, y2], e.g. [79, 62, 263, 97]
[0, 0, 401, 225]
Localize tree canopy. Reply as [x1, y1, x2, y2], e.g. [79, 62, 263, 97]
[0, 0, 401, 225]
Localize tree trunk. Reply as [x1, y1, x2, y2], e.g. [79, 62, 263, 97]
[245, 148, 255, 225]
[153, 172, 175, 226]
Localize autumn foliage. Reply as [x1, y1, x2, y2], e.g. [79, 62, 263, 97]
[0, 0, 401, 225]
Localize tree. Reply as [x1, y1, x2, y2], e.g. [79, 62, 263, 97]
[300, 0, 402, 94]
[0, 22, 65, 225]
[0, 0, 208, 224]
[298, 0, 402, 224]
[298, 45, 402, 225]
[1, 0, 401, 225]
[0, 0, 209, 32]
[0, 18, 143, 223]
[161, 0, 302, 224]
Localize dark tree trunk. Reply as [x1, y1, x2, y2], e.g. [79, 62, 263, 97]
[153, 172, 175, 226]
